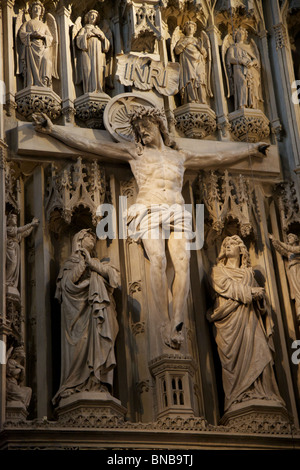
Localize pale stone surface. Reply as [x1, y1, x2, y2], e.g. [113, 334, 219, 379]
[1, 0, 300, 450]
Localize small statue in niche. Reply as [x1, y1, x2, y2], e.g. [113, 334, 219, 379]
[269, 233, 300, 324]
[6, 214, 39, 295]
[207, 235, 285, 413]
[72, 10, 112, 94]
[52, 229, 120, 405]
[15, 0, 59, 88]
[171, 21, 213, 105]
[6, 346, 32, 409]
[222, 27, 263, 111]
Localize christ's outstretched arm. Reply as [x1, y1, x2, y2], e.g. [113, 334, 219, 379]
[32, 113, 135, 162]
[184, 142, 269, 170]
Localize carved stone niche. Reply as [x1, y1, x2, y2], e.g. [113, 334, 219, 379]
[149, 354, 197, 420]
[45, 157, 107, 230]
[121, 0, 164, 55]
[74, 92, 111, 129]
[174, 103, 217, 139]
[55, 392, 127, 427]
[229, 108, 270, 143]
[219, 399, 291, 434]
[199, 170, 258, 239]
[15, 86, 61, 121]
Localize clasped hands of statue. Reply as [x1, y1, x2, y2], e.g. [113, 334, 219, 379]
[86, 29, 105, 40]
[30, 31, 45, 40]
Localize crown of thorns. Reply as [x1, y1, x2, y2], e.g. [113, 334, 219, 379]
[129, 106, 166, 125]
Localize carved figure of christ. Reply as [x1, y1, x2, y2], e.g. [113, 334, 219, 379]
[32, 110, 268, 349]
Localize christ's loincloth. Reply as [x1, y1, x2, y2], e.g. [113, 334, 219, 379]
[125, 203, 194, 242]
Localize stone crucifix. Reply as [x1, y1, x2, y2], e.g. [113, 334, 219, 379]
[32, 108, 268, 349]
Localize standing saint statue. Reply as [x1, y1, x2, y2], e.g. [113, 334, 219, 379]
[173, 21, 212, 105]
[53, 229, 120, 404]
[269, 233, 300, 324]
[6, 214, 39, 294]
[16, 1, 59, 88]
[223, 27, 262, 111]
[32, 109, 268, 350]
[207, 235, 285, 413]
[73, 10, 110, 94]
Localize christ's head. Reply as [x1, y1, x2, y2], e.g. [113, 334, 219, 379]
[129, 107, 177, 151]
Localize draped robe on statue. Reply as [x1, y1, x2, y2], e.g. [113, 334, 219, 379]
[207, 264, 284, 412]
[175, 36, 208, 104]
[53, 252, 119, 404]
[6, 227, 22, 288]
[226, 43, 262, 110]
[76, 25, 110, 94]
[19, 19, 54, 87]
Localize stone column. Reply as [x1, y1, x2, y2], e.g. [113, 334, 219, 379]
[0, 3, 8, 429]
[258, 29, 282, 143]
[56, 2, 76, 125]
[206, 23, 231, 141]
[264, 1, 300, 172]
[33, 166, 53, 419]
[0, 142, 8, 430]
[2, 0, 16, 117]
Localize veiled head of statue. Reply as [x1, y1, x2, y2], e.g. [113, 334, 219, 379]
[218, 235, 251, 267]
[129, 106, 178, 151]
[72, 229, 96, 253]
[29, 1, 45, 19]
[84, 10, 100, 25]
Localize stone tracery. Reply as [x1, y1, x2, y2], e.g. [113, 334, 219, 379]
[0, 0, 300, 451]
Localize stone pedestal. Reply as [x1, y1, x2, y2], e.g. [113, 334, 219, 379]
[55, 392, 127, 427]
[5, 401, 28, 423]
[220, 399, 291, 434]
[228, 108, 270, 143]
[15, 86, 62, 121]
[149, 354, 197, 420]
[74, 93, 111, 129]
[174, 103, 217, 139]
